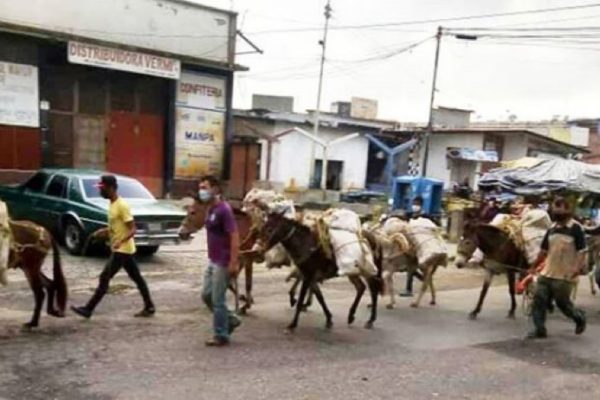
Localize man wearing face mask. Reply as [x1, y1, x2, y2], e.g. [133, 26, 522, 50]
[527, 197, 587, 339]
[72, 175, 155, 319]
[198, 175, 241, 347]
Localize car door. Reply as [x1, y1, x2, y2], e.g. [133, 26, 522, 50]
[40, 174, 70, 233]
[12, 171, 51, 222]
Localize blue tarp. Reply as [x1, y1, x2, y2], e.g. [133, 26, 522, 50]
[479, 158, 600, 195]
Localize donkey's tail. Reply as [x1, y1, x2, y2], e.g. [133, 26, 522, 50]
[51, 238, 68, 313]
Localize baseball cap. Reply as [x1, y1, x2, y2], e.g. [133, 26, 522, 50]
[96, 175, 118, 189]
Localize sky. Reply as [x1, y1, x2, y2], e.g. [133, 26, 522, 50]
[193, 0, 600, 123]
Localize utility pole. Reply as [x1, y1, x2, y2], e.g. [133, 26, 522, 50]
[309, 0, 332, 199]
[422, 26, 442, 177]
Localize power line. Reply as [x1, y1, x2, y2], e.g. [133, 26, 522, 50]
[246, 3, 600, 35]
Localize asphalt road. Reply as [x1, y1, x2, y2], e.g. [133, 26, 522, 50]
[1, 236, 600, 400]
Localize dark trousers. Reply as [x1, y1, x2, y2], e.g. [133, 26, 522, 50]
[405, 270, 424, 293]
[86, 252, 154, 312]
[531, 276, 584, 335]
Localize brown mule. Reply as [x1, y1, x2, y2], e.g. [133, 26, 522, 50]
[4, 221, 68, 329]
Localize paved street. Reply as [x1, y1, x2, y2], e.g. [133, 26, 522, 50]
[1, 236, 600, 400]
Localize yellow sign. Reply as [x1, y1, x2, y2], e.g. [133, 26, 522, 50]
[174, 108, 225, 179]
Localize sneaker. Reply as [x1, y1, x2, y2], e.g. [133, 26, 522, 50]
[205, 337, 229, 347]
[134, 308, 156, 318]
[575, 316, 587, 335]
[71, 306, 92, 319]
[399, 291, 414, 298]
[229, 316, 242, 335]
[525, 330, 548, 340]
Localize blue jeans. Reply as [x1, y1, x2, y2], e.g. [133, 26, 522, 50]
[202, 262, 237, 340]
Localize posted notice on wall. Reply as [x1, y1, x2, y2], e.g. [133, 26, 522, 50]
[176, 71, 226, 111]
[174, 108, 225, 179]
[0, 61, 39, 127]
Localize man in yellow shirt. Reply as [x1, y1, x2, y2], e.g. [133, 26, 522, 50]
[72, 175, 155, 319]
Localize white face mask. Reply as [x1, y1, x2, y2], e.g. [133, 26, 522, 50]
[412, 205, 422, 213]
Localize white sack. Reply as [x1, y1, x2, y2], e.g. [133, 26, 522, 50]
[329, 229, 376, 277]
[406, 218, 447, 266]
[0, 201, 10, 286]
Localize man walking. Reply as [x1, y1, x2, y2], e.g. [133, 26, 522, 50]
[527, 197, 587, 339]
[72, 175, 155, 319]
[198, 175, 241, 347]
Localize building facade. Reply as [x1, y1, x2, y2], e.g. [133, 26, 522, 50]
[394, 126, 588, 189]
[0, 0, 240, 197]
[233, 104, 397, 193]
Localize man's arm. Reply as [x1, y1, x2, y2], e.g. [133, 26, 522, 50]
[229, 231, 240, 276]
[573, 223, 588, 276]
[223, 205, 239, 276]
[113, 221, 136, 250]
[530, 231, 550, 274]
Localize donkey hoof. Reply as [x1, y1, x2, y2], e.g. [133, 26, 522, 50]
[429, 301, 437, 306]
[468, 312, 478, 320]
[347, 315, 355, 325]
[22, 322, 37, 331]
[290, 299, 297, 308]
[285, 324, 297, 334]
[506, 313, 516, 320]
[48, 310, 65, 318]
[364, 321, 374, 330]
[238, 307, 248, 316]
[325, 320, 333, 330]
[386, 304, 394, 310]
[410, 302, 418, 308]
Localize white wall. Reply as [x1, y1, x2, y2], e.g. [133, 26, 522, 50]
[0, 0, 233, 63]
[267, 123, 369, 190]
[421, 133, 485, 186]
[502, 133, 528, 161]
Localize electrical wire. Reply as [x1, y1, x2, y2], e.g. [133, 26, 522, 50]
[246, 3, 600, 35]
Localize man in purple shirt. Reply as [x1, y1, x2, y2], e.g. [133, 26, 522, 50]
[198, 175, 241, 347]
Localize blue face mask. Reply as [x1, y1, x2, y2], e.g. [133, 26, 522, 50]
[198, 189, 213, 202]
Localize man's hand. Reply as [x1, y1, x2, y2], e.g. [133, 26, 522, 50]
[93, 228, 109, 240]
[228, 260, 239, 278]
[112, 240, 123, 251]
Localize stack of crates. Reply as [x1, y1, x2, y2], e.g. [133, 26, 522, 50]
[391, 176, 444, 217]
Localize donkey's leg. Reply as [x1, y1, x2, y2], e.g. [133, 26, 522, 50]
[23, 269, 45, 329]
[347, 275, 366, 325]
[429, 266, 439, 306]
[589, 267, 597, 296]
[302, 286, 313, 312]
[288, 277, 311, 332]
[310, 283, 333, 329]
[239, 261, 253, 315]
[507, 271, 517, 319]
[365, 277, 380, 329]
[289, 277, 300, 308]
[41, 273, 62, 317]
[245, 260, 254, 305]
[383, 269, 395, 309]
[411, 265, 433, 308]
[469, 268, 494, 320]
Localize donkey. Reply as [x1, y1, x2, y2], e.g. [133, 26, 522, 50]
[455, 219, 528, 320]
[1, 219, 68, 329]
[258, 212, 383, 331]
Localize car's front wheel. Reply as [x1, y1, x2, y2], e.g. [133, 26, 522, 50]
[64, 219, 85, 255]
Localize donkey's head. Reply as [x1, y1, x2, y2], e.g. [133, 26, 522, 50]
[178, 199, 208, 240]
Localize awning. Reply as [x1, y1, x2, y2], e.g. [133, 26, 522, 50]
[447, 147, 498, 162]
[479, 158, 600, 194]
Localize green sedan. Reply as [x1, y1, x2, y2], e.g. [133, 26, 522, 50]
[0, 169, 187, 256]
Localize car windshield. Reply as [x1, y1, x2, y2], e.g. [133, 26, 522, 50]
[82, 178, 154, 200]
